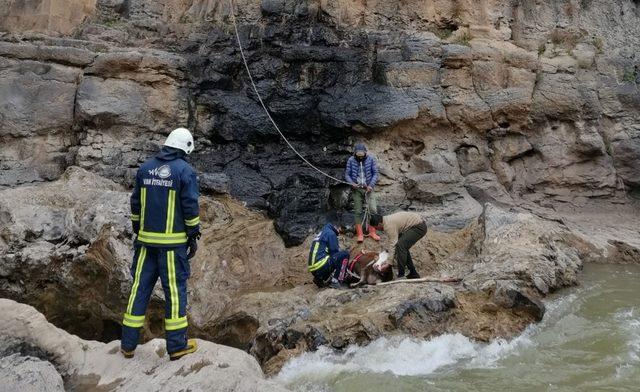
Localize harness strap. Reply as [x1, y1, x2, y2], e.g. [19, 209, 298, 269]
[345, 253, 377, 282]
[348, 253, 363, 273]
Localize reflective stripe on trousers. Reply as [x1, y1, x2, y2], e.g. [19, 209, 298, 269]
[121, 246, 190, 353]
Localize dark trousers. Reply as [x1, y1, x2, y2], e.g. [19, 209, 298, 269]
[121, 245, 190, 354]
[396, 222, 427, 277]
[312, 250, 350, 286]
[352, 188, 377, 227]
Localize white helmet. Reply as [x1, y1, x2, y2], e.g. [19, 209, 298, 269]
[164, 127, 194, 154]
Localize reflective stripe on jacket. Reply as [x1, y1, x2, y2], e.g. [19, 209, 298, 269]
[131, 147, 200, 247]
[308, 224, 340, 272]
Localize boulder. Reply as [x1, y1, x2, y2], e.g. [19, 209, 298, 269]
[230, 283, 462, 373]
[319, 85, 432, 129]
[0, 299, 288, 392]
[0, 167, 132, 341]
[608, 126, 640, 189]
[0, 167, 305, 346]
[261, 0, 287, 15]
[463, 171, 513, 206]
[442, 44, 473, 69]
[0, 355, 65, 392]
[0, 41, 96, 67]
[465, 203, 583, 296]
[200, 172, 231, 194]
[443, 86, 495, 131]
[212, 202, 614, 373]
[378, 61, 441, 88]
[492, 280, 545, 321]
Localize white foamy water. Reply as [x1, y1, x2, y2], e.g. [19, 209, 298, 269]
[615, 307, 640, 379]
[276, 294, 574, 386]
[616, 308, 640, 353]
[275, 264, 640, 392]
[276, 329, 538, 387]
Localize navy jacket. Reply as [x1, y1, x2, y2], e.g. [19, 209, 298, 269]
[307, 224, 340, 272]
[131, 147, 200, 247]
[345, 155, 379, 188]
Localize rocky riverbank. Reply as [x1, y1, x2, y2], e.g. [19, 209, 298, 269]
[1, 167, 638, 376]
[1, 0, 640, 387]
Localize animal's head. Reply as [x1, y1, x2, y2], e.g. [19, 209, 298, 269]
[372, 251, 392, 276]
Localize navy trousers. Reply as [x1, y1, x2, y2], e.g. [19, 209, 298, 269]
[311, 250, 351, 283]
[121, 245, 190, 354]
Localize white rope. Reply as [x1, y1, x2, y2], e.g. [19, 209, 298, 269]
[376, 277, 462, 286]
[227, 0, 350, 186]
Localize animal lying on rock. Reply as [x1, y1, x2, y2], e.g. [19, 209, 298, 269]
[335, 250, 461, 288]
[343, 250, 394, 288]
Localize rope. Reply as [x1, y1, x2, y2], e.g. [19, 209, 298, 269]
[375, 277, 462, 286]
[227, 0, 350, 186]
[361, 190, 371, 229]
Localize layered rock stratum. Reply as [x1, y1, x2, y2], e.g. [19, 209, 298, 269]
[1, 0, 640, 384]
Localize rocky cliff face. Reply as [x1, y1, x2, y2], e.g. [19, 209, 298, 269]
[1, 0, 640, 380]
[1, 0, 639, 244]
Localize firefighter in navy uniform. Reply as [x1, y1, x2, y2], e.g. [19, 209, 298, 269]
[121, 127, 201, 361]
[308, 218, 350, 289]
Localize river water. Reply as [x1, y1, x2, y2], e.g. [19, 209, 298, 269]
[276, 264, 640, 391]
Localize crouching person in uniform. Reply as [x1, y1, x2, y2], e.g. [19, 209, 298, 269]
[121, 128, 201, 361]
[308, 217, 350, 289]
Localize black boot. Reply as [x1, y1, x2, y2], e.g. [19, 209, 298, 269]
[328, 278, 349, 290]
[313, 275, 326, 288]
[396, 265, 405, 279]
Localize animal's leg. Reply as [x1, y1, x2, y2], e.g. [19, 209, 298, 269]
[350, 274, 366, 288]
[367, 274, 380, 285]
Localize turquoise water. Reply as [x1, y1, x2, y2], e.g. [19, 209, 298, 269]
[276, 264, 640, 391]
